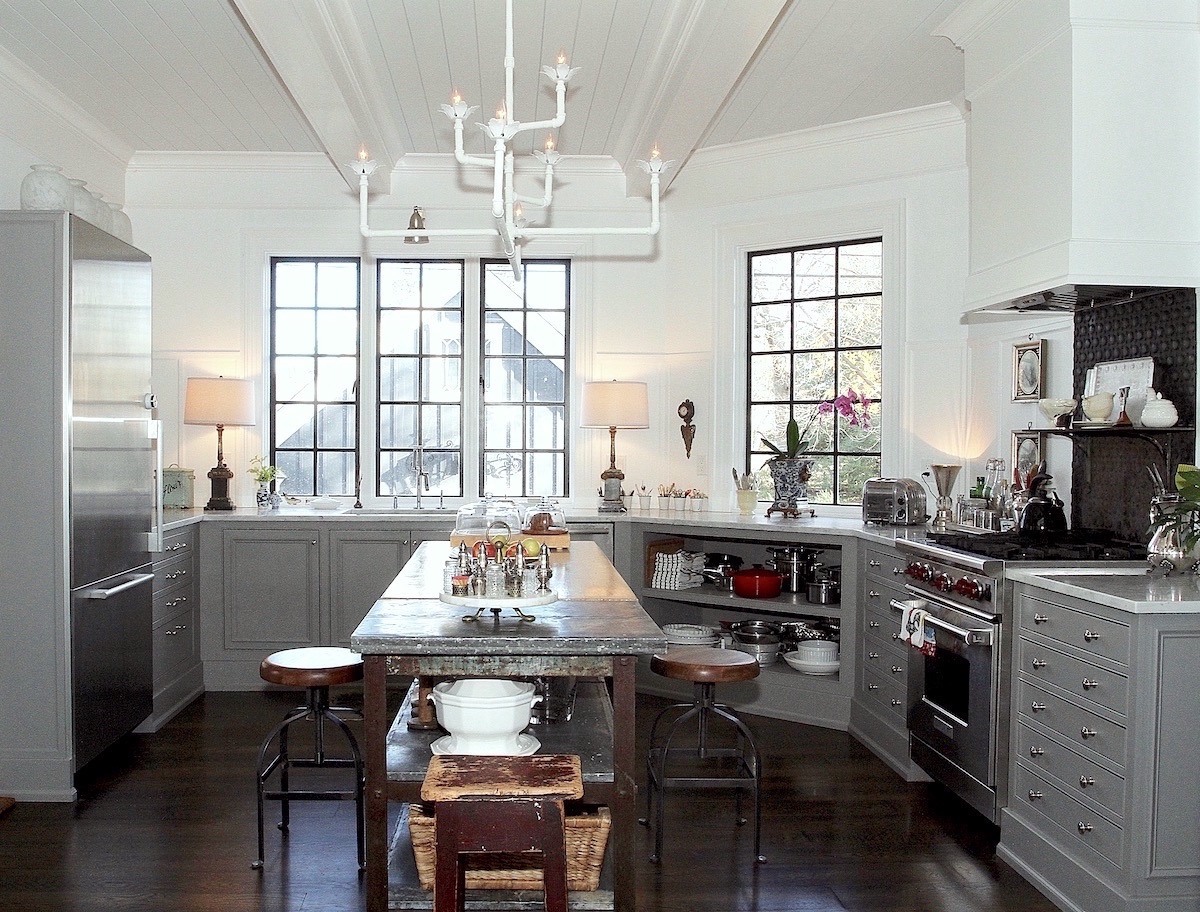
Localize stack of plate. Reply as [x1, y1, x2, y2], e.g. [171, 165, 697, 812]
[662, 623, 720, 647]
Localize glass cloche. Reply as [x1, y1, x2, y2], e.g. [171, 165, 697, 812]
[522, 497, 567, 535]
[453, 497, 523, 538]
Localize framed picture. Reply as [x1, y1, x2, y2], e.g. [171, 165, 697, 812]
[1012, 339, 1045, 401]
[1011, 430, 1044, 488]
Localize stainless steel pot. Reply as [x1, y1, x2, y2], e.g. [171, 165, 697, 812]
[805, 578, 841, 604]
[765, 546, 818, 593]
[730, 619, 782, 644]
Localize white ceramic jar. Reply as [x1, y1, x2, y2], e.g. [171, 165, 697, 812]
[1140, 392, 1179, 428]
[20, 164, 72, 210]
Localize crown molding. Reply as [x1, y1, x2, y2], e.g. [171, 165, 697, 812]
[934, 0, 1025, 49]
[127, 151, 331, 173]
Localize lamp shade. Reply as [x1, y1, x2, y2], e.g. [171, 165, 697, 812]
[183, 377, 256, 426]
[580, 381, 649, 429]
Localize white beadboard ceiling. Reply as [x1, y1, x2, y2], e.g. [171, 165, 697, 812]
[0, 0, 963, 189]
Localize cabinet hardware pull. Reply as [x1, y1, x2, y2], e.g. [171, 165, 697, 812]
[1083, 629, 1100, 642]
[1079, 776, 1095, 788]
[868, 651, 881, 659]
[892, 566, 903, 575]
[890, 665, 903, 674]
[867, 684, 879, 691]
[869, 559, 881, 567]
[1080, 727, 1097, 739]
[1081, 678, 1099, 690]
[1033, 613, 1049, 624]
[1032, 659, 1047, 669]
[1031, 702, 1046, 712]
[311, 540, 317, 545]
[1077, 822, 1093, 834]
[891, 633, 901, 641]
[868, 621, 880, 629]
[1029, 746, 1044, 757]
[868, 590, 880, 598]
[1028, 790, 1043, 800]
[890, 699, 903, 707]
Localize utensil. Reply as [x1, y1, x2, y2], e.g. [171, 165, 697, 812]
[730, 567, 784, 598]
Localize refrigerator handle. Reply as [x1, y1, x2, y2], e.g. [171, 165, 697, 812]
[83, 572, 156, 600]
[146, 418, 164, 553]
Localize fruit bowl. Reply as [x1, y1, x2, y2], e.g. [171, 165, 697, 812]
[1037, 397, 1076, 424]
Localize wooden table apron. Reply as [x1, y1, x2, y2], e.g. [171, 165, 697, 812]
[356, 542, 662, 912]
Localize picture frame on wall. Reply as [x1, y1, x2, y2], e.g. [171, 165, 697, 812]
[1013, 339, 1045, 401]
[1011, 430, 1044, 488]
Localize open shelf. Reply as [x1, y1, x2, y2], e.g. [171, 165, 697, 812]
[639, 584, 844, 619]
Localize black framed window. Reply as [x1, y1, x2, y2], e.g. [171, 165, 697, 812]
[270, 257, 360, 496]
[746, 238, 882, 505]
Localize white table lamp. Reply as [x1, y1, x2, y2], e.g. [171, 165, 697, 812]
[580, 381, 649, 513]
[184, 376, 256, 511]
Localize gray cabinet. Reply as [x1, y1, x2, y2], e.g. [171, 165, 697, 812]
[847, 542, 928, 781]
[998, 583, 1200, 912]
[137, 526, 203, 732]
[329, 529, 414, 646]
[223, 528, 322, 648]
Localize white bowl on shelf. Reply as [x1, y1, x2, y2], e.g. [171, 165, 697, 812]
[1037, 397, 1076, 423]
[431, 679, 536, 754]
[781, 652, 840, 675]
[794, 639, 839, 664]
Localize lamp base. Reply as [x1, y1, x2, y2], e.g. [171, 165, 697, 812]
[597, 472, 626, 513]
[203, 463, 237, 512]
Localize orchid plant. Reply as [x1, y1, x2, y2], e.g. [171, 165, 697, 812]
[759, 388, 874, 459]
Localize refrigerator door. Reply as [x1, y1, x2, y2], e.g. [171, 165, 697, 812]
[71, 568, 154, 771]
[68, 217, 155, 588]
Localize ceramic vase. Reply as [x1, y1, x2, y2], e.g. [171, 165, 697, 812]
[108, 203, 133, 243]
[68, 178, 101, 225]
[20, 164, 72, 210]
[256, 482, 272, 513]
[766, 457, 813, 512]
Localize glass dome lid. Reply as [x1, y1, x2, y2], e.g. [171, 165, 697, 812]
[522, 497, 566, 534]
[453, 496, 523, 537]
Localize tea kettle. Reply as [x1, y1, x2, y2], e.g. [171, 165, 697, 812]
[1018, 472, 1067, 534]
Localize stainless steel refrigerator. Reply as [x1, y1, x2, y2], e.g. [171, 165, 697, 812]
[0, 211, 161, 796]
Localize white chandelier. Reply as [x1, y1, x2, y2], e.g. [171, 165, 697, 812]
[347, 0, 672, 279]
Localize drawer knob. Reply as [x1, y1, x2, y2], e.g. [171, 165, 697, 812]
[890, 699, 903, 707]
[1080, 727, 1097, 739]
[1031, 658, 1047, 669]
[890, 665, 903, 675]
[1027, 790, 1043, 801]
[1081, 678, 1099, 690]
[891, 633, 901, 641]
[868, 651, 881, 659]
[1031, 702, 1046, 712]
[868, 621, 881, 629]
[1083, 629, 1100, 642]
[893, 566, 903, 575]
[867, 684, 879, 691]
[1079, 776, 1095, 788]
[1029, 746, 1045, 757]
[1033, 613, 1049, 624]
[1077, 822, 1093, 834]
[868, 590, 880, 599]
[868, 559, 881, 567]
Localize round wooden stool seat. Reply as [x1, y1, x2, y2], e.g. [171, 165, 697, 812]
[650, 646, 761, 684]
[259, 646, 363, 689]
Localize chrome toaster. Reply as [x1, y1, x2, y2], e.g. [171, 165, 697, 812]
[861, 478, 927, 525]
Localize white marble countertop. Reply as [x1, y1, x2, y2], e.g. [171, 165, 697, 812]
[1007, 565, 1200, 614]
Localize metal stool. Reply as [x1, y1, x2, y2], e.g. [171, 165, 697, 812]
[252, 646, 365, 871]
[639, 646, 765, 863]
[420, 754, 583, 912]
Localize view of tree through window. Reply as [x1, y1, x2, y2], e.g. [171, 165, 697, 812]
[746, 239, 882, 505]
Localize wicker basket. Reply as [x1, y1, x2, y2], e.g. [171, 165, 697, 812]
[409, 804, 610, 892]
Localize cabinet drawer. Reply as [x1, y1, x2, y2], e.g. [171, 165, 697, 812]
[1018, 636, 1129, 717]
[152, 586, 193, 625]
[860, 665, 908, 728]
[860, 642, 907, 687]
[1015, 722, 1125, 820]
[158, 528, 195, 560]
[862, 545, 907, 581]
[1017, 678, 1126, 768]
[153, 606, 199, 685]
[863, 622, 907, 665]
[863, 601, 906, 642]
[861, 580, 906, 616]
[1012, 762, 1123, 868]
[153, 551, 193, 595]
[1019, 595, 1131, 666]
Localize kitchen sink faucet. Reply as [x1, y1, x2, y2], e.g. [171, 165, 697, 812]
[414, 448, 430, 510]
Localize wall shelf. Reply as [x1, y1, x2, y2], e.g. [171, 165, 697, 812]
[1041, 425, 1195, 467]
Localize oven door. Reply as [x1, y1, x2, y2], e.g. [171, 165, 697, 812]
[898, 592, 1001, 801]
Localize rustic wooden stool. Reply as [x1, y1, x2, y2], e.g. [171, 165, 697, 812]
[639, 646, 765, 863]
[252, 646, 365, 871]
[420, 753, 584, 912]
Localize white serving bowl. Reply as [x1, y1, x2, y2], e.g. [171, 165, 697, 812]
[1037, 397, 1076, 422]
[794, 639, 839, 663]
[431, 679, 536, 754]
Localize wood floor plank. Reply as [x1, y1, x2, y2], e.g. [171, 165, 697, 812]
[0, 690, 1057, 912]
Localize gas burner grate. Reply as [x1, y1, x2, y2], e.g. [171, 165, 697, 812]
[925, 530, 1147, 562]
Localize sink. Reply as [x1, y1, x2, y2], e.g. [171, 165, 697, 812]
[347, 508, 455, 517]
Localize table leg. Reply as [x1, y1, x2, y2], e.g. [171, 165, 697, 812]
[364, 655, 388, 912]
[611, 655, 636, 912]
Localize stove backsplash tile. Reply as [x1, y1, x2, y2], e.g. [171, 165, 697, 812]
[1071, 288, 1196, 541]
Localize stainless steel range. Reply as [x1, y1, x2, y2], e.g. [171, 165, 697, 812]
[894, 531, 1145, 823]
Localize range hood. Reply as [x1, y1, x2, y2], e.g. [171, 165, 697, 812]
[984, 285, 1176, 314]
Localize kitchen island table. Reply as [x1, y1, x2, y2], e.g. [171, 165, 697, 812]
[351, 540, 665, 912]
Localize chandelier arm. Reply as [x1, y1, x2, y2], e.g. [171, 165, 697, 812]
[517, 174, 661, 237]
[453, 120, 492, 168]
[515, 83, 568, 135]
[491, 139, 506, 219]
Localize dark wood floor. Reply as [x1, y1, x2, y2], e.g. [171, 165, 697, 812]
[0, 690, 1058, 912]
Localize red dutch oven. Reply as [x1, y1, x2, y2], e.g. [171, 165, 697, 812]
[730, 566, 785, 599]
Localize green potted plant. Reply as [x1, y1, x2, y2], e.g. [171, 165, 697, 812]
[1148, 463, 1200, 572]
[248, 455, 286, 512]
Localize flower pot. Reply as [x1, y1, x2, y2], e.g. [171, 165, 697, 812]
[766, 457, 813, 512]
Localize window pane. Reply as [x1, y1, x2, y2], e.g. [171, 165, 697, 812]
[316, 450, 353, 495]
[839, 295, 882, 347]
[838, 455, 881, 502]
[838, 349, 882, 400]
[749, 353, 791, 401]
[379, 451, 412, 495]
[380, 404, 417, 448]
[794, 300, 835, 348]
[379, 310, 420, 355]
[485, 405, 523, 448]
[804, 455, 835, 504]
[275, 261, 315, 307]
[792, 351, 835, 401]
[527, 358, 564, 402]
[839, 241, 882, 294]
[528, 311, 565, 356]
[485, 311, 525, 355]
[275, 403, 314, 448]
[426, 451, 462, 496]
[317, 261, 358, 308]
[526, 452, 565, 495]
[421, 355, 461, 403]
[527, 405, 565, 448]
[379, 262, 420, 308]
[482, 452, 524, 496]
[380, 357, 418, 401]
[838, 399, 881, 453]
[750, 252, 790, 303]
[750, 403, 790, 455]
[316, 356, 356, 401]
[276, 451, 313, 495]
[485, 358, 524, 401]
[419, 404, 461, 448]
[423, 309, 462, 352]
[316, 404, 355, 447]
[750, 303, 791, 353]
[316, 310, 357, 355]
[484, 266, 524, 310]
[524, 263, 567, 310]
[422, 262, 464, 308]
[794, 249, 834, 298]
[275, 310, 314, 354]
[276, 356, 314, 402]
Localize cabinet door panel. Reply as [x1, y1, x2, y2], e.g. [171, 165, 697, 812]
[223, 530, 320, 648]
[330, 531, 412, 645]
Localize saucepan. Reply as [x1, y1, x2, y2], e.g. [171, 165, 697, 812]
[730, 566, 785, 599]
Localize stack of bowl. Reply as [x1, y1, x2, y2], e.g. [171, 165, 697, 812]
[782, 639, 840, 675]
[730, 619, 782, 665]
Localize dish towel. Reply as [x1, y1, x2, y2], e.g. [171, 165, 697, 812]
[652, 550, 705, 590]
[900, 606, 938, 657]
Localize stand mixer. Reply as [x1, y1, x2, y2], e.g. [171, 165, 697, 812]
[921, 464, 962, 530]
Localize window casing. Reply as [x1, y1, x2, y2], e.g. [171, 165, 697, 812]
[745, 238, 882, 505]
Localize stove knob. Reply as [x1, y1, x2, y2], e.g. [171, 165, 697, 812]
[905, 561, 933, 582]
[932, 572, 954, 593]
[953, 576, 989, 600]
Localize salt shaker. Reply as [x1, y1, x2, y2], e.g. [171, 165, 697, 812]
[535, 543, 553, 592]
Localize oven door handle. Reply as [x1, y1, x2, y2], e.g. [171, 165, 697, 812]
[889, 598, 994, 647]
